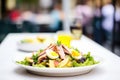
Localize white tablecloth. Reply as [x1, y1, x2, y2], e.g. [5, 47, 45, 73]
[0, 33, 120, 80]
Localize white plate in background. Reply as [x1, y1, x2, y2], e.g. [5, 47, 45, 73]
[17, 35, 55, 52]
[17, 42, 48, 52]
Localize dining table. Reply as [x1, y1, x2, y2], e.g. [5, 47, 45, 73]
[0, 33, 120, 80]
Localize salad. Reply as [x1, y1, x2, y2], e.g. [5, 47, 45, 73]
[20, 37, 46, 43]
[17, 42, 99, 68]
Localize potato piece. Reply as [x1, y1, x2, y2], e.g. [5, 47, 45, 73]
[49, 60, 55, 68]
[25, 57, 33, 63]
[58, 56, 69, 68]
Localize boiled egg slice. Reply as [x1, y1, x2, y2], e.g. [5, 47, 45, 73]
[71, 49, 82, 59]
[46, 49, 59, 59]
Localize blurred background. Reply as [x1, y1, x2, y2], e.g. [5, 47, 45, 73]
[0, 0, 120, 55]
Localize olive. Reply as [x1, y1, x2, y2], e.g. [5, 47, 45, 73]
[77, 57, 86, 63]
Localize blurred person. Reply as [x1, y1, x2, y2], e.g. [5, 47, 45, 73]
[7, 7, 22, 33]
[34, 4, 55, 32]
[9, 7, 21, 24]
[50, 0, 64, 31]
[35, 7, 53, 25]
[75, 0, 94, 38]
[115, 0, 120, 43]
[93, 0, 103, 44]
[19, 5, 39, 32]
[102, 0, 114, 43]
[20, 5, 36, 23]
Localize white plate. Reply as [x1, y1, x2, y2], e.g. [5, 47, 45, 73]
[17, 35, 55, 52]
[16, 63, 98, 76]
[15, 53, 101, 76]
[17, 42, 48, 52]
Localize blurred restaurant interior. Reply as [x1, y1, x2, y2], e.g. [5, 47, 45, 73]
[0, 0, 120, 55]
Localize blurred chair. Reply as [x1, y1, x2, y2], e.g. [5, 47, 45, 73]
[0, 19, 10, 43]
[57, 20, 63, 31]
[6, 21, 18, 33]
[39, 24, 51, 32]
[22, 21, 39, 32]
[41, 21, 63, 32]
[112, 21, 120, 52]
[111, 0, 120, 52]
[93, 17, 103, 44]
[115, 22, 120, 43]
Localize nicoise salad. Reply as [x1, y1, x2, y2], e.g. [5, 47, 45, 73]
[16, 42, 99, 68]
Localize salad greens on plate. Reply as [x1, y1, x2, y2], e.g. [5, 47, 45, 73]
[16, 42, 99, 68]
